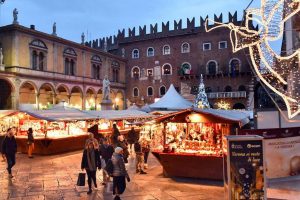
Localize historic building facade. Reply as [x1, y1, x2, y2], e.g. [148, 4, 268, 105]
[0, 23, 126, 110]
[88, 13, 255, 109]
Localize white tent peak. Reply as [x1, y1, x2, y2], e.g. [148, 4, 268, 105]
[149, 84, 192, 110]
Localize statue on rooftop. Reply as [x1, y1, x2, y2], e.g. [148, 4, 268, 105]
[81, 32, 85, 44]
[13, 8, 18, 24]
[52, 22, 57, 36]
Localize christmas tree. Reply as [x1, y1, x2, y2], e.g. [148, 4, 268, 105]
[194, 74, 210, 109]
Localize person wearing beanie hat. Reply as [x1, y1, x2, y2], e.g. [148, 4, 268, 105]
[111, 146, 130, 200]
[114, 147, 123, 154]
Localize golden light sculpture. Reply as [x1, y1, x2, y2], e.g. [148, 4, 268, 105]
[215, 100, 231, 110]
[206, 0, 300, 119]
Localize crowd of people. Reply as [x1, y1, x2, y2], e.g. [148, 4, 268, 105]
[0, 124, 151, 200]
[82, 124, 151, 200]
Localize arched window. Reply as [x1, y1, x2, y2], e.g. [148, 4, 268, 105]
[181, 62, 192, 75]
[160, 86, 166, 96]
[92, 64, 100, 79]
[32, 50, 38, 70]
[132, 67, 140, 79]
[112, 61, 120, 82]
[64, 58, 69, 75]
[162, 64, 172, 75]
[229, 58, 241, 75]
[181, 42, 190, 53]
[38, 52, 45, 71]
[224, 85, 232, 92]
[64, 47, 77, 75]
[147, 87, 153, 96]
[30, 39, 47, 71]
[207, 60, 218, 75]
[70, 59, 76, 76]
[147, 47, 154, 57]
[163, 45, 170, 55]
[238, 85, 246, 91]
[132, 49, 139, 59]
[133, 87, 139, 97]
[91, 55, 102, 80]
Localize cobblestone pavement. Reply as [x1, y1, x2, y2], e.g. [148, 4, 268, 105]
[0, 151, 299, 200]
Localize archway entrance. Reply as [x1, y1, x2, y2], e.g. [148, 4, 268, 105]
[19, 82, 36, 109]
[39, 83, 55, 109]
[96, 89, 103, 110]
[86, 88, 96, 110]
[70, 86, 82, 109]
[0, 79, 13, 109]
[115, 91, 124, 110]
[56, 85, 69, 104]
[233, 103, 246, 110]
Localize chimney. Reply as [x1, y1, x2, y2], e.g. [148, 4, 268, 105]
[30, 25, 35, 30]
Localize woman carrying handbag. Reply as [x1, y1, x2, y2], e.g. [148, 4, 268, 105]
[81, 142, 101, 195]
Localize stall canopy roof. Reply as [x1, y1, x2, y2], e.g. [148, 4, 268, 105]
[149, 84, 193, 110]
[21, 108, 95, 121]
[84, 110, 153, 120]
[153, 108, 250, 126]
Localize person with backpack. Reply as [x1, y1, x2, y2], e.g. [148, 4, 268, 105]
[2, 127, 17, 178]
[99, 138, 114, 185]
[81, 142, 101, 195]
[111, 147, 130, 200]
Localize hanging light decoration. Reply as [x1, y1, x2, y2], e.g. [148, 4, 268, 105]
[205, 0, 300, 119]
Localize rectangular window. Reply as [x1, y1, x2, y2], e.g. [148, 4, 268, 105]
[147, 69, 153, 76]
[219, 41, 227, 49]
[203, 43, 211, 51]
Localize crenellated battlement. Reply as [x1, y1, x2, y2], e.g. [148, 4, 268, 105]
[86, 11, 244, 50]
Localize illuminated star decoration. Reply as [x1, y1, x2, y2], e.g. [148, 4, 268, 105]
[206, 0, 300, 119]
[215, 100, 230, 110]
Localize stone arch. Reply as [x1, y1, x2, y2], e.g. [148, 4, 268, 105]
[86, 87, 96, 110]
[96, 89, 103, 110]
[38, 83, 55, 109]
[233, 103, 246, 110]
[19, 81, 37, 107]
[206, 60, 218, 75]
[56, 84, 70, 104]
[115, 90, 125, 110]
[0, 78, 14, 109]
[70, 86, 83, 109]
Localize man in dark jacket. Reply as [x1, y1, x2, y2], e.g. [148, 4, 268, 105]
[134, 141, 147, 174]
[99, 138, 114, 185]
[2, 128, 17, 178]
[127, 127, 139, 153]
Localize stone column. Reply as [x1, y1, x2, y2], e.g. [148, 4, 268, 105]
[36, 93, 40, 110]
[94, 95, 97, 110]
[82, 93, 86, 110]
[52, 93, 57, 105]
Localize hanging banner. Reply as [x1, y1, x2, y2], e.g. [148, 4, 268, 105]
[239, 127, 300, 178]
[224, 135, 266, 200]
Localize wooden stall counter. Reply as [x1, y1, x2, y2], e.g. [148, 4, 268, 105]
[152, 151, 223, 180]
[16, 134, 89, 155]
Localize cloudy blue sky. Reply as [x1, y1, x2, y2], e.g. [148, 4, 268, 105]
[1, 0, 260, 43]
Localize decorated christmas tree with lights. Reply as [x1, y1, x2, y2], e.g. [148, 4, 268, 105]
[194, 74, 210, 109]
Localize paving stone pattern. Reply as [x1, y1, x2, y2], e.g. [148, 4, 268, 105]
[0, 151, 299, 200]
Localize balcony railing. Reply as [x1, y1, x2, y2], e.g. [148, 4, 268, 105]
[207, 91, 247, 99]
[5, 66, 125, 87]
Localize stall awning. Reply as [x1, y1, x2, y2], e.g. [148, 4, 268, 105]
[85, 110, 153, 120]
[20, 109, 95, 122]
[0, 110, 19, 118]
[148, 84, 193, 111]
[153, 108, 250, 127]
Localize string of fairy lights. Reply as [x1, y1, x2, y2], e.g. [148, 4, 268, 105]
[206, 0, 300, 119]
